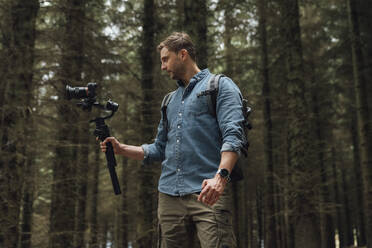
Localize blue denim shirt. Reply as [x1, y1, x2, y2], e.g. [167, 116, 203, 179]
[142, 69, 245, 196]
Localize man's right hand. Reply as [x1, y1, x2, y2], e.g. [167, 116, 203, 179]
[97, 137, 145, 160]
[98, 137, 123, 155]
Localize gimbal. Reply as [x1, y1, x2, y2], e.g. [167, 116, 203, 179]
[66, 83, 121, 195]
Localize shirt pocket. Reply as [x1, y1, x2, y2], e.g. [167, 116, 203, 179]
[188, 95, 209, 117]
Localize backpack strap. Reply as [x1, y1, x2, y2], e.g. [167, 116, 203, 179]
[161, 90, 176, 131]
[206, 74, 223, 117]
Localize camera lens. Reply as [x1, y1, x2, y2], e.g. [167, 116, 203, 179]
[65, 85, 89, 100]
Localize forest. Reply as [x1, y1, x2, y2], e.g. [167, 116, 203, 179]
[0, 0, 371, 247]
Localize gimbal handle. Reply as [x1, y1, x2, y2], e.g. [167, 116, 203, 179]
[92, 117, 121, 195]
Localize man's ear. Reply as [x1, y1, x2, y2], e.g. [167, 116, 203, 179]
[179, 49, 188, 60]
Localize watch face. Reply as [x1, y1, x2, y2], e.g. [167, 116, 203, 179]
[220, 169, 229, 177]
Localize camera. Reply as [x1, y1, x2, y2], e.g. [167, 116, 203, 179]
[65, 83, 100, 111]
[65, 82, 97, 100]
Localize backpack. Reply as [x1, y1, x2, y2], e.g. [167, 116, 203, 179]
[161, 74, 252, 182]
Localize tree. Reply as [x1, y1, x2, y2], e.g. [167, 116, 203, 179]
[74, 124, 90, 248]
[347, 0, 372, 245]
[49, 0, 86, 246]
[357, 0, 372, 116]
[89, 147, 101, 248]
[257, 0, 278, 247]
[0, 0, 39, 247]
[183, 0, 208, 69]
[137, 0, 157, 247]
[300, 3, 339, 247]
[278, 0, 321, 247]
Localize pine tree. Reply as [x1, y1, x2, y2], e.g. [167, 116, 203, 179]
[258, 0, 278, 247]
[0, 0, 39, 247]
[137, 0, 157, 247]
[347, 0, 372, 245]
[183, 0, 208, 69]
[278, 0, 321, 247]
[49, 0, 86, 246]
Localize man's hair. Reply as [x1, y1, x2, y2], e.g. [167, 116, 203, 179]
[157, 32, 196, 62]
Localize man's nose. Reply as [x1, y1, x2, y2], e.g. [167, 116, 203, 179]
[161, 63, 167, 71]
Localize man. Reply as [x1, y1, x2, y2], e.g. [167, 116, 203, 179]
[100, 32, 245, 248]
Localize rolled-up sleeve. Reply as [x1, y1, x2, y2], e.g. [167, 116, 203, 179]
[141, 112, 167, 165]
[216, 77, 245, 156]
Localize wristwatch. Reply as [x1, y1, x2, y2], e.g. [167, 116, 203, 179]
[217, 168, 231, 182]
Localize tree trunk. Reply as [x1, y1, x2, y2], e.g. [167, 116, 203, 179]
[20, 142, 37, 248]
[279, 1, 321, 247]
[307, 56, 335, 248]
[340, 164, 354, 246]
[256, 186, 264, 248]
[223, 0, 235, 76]
[89, 146, 100, 248]
[258, 0, 278, 247]
[350, 107, 367, 245]
[118, 97, 129, 248]
[175, 0, 185, 31]
[138, 0, 156, 247]
[230, 182, 240, 247]
[75, 125, 90, 248]
[221, 0, 242, 246]
[356, 0, 372, 122]
[0, 0, 39, 247]
[278, 193, 288, 248]
[347, 1, 372, 246]
[119, 157, 129, 248]
[332, 148, 344, 247]
[18, 0, 39, 245]
[101, 221, 109, 248]
[244, 176, 250, 248]
[183, 0, 208, 69]
[49, 0, 85, 247]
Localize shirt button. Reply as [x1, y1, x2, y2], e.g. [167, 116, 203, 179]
[176, 139, 180, 143]
[177, 169, 181, 172]
[177, 125, 181, 129]
[179, 112, 182, 116]
[181, 101, 184, 104]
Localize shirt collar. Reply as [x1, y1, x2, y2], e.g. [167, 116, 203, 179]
[176, 68, 210, 87]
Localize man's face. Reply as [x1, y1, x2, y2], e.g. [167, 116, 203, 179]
[160, 47, 184, 80]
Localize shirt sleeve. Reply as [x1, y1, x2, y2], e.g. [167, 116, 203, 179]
[216, 77, 246, 156]
[141, 112, 167, 165]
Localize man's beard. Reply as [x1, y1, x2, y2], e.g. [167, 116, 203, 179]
[170, 62, 184, 81]
[170, 70, 184, 80]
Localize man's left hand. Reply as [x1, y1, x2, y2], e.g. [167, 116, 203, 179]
[197, 174, 228, 206]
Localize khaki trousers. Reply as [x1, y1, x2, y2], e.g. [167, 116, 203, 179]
[157, 185, 236, 248]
